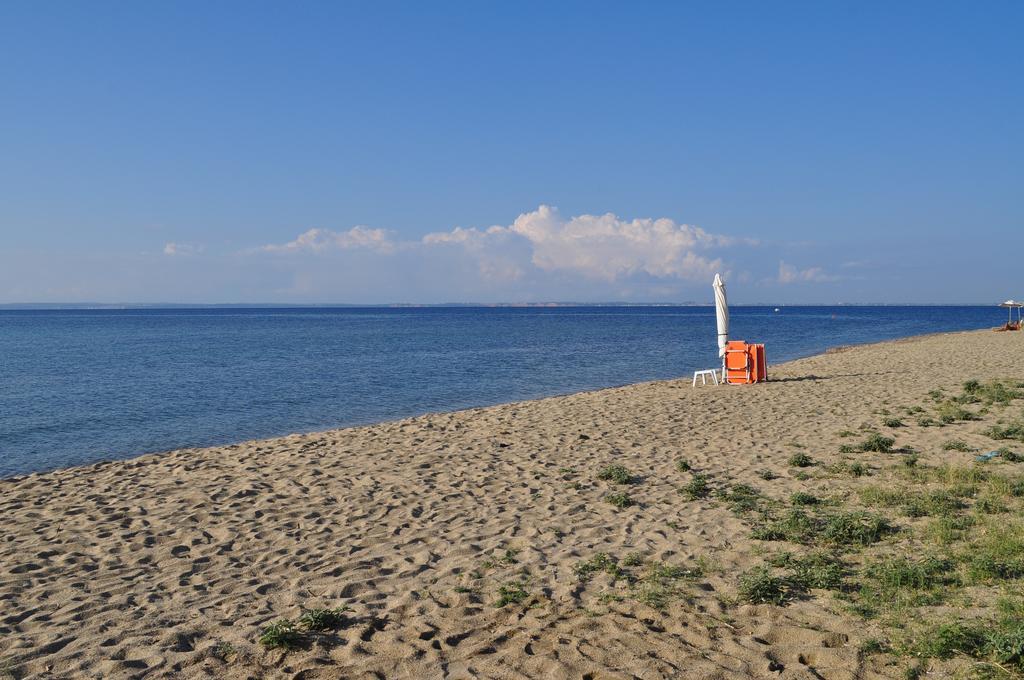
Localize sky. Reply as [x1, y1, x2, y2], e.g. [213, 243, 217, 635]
[1, 1, 1021, 304]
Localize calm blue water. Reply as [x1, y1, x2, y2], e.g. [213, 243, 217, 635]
[0, 306, 1001, 477]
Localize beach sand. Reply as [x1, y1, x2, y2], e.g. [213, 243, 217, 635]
[2, 329, 1023, 679]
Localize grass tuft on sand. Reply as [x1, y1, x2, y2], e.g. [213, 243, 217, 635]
[259, 619, 306, 650]
[680, 473, 711, 500]
[605, 490, 634, 508]
[597, 464, 634, 484]
[298, 607, 351, 632]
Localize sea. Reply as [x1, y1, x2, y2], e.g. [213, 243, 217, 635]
[0, 305, 1003, 477]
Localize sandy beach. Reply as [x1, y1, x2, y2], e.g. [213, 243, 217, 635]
[2, 328, 1024, 679]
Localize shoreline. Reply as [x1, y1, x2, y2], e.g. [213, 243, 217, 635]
[3, 326, 987, 483]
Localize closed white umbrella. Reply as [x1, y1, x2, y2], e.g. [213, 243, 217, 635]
[713, 274, 729, 370]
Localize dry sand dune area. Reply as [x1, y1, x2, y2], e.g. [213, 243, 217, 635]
[3, 329, 1024, 680]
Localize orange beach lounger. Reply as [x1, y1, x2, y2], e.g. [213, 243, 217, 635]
[724, 341, 768, 384]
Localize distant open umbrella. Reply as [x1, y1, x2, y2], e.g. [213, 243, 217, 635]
[714, 273, 728, 367]
[1000, 300, 1023, 325]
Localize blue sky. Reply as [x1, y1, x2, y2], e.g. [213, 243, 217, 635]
[1, 1, 1021, 304]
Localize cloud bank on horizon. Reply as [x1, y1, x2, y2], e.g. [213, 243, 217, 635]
[237, 205, 789, 301]
[258, 226, 395, 255]
[0, 205, 858, 304]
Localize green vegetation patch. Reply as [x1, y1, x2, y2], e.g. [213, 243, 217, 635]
[298, 607, 351, 631]
[495, 580, 529, 607]
[482, 547, 519, 569]
[751, 509, 817, 543]
[605, 491, 634, 508]
[840, 432, 895, 454]
[632, 561, 699, 610]
[961, 379, 1024, 406]
[573, 552, 624, 582]
[737, 566, 789, 605]
[858, 486, 964, 518]
[998, 446, 1024, 463]
[597, 464, 634, 484]
[622, 551, 645, 567]
[769, 551, 845, 590]
[830, 460, 870, 477]
[902, 616, 1024, 671]
[962, 519, 1024, 583]
[680, 473, 711, 500]
[819, 390, 1023, 653]
[259, 619, 307, 650]
[259, 603, 357, 649]
[908, 620, 988, 659]
[574, 551, 702, 611]
[985, 421, 1024, 443]
[752, 509, 893, 548]
[788, 452, 814, 467]
[941, 439, 975, 452]
[717, 483, 766, 514]
[848, 556, 958, 618]
[860, 433, 896, 453]
[864, 556, 956, 592]
[935, 401, 979, 424]
[924, 513, 975, 545]
[822, 511, 893, 546]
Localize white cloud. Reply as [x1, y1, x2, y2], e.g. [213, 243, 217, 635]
[777, 260, 836, 284]
[423, 205, 743, 282]
[423, 225, 525, 281]
[163, 242, 203, 256]
[422, 225, 509, 246]
[248, 206, 754, 296]
[260, 226, 395, 254]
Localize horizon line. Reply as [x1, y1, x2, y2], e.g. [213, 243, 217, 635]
[0, 301, 1008, 310]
